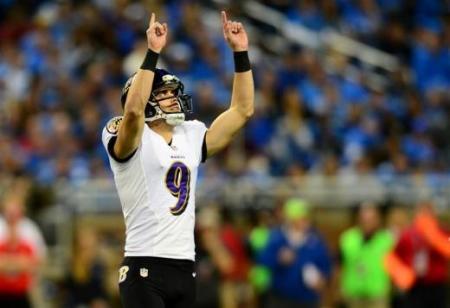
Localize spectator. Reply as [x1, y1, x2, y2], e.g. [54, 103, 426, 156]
[338, 202, 394, 308]
[248, 209, 275, 308]
[391, 200, 450, 308]
[198, 206, 254, 308]
[0, 185, 46, 308]
[259, 198, 332, 308]
[61, 227, 109, 308]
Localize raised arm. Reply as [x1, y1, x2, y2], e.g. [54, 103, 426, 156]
[205, 11, 254, 157]
[113, 13, 168, 159]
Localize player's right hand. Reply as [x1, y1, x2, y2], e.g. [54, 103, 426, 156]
[147, 13, 168, 53]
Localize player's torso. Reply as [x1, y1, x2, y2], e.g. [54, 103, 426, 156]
[113, 122, 202, 260]
[142, 124, 198, 216]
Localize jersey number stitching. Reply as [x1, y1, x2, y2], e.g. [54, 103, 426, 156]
[165, 161, 191, 216]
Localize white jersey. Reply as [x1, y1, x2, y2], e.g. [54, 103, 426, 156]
[102, 118, 207, 261]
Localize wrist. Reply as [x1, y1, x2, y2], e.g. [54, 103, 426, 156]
[148, 46, 162, 53]
[140, 49, 159, 72]
[233, 51, 251, 73]
[233, 47, 247, 52]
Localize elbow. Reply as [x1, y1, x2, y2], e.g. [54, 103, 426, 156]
[236, 107, 253, 121]
[244, 105, 254, 119]
[245, 95, 255, 119]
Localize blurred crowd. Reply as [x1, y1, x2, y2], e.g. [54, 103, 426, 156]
[0, 177, 448, 308]
[0, 0, 450, 307]
[0, 0, 450, 188]
[194, 198, 449, 308]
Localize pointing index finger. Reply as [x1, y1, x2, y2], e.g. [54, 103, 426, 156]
[221, 11, 227, 26]
[149, 12, 155, 27]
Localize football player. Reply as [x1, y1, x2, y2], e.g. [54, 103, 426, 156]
[101, 11, 254, 308]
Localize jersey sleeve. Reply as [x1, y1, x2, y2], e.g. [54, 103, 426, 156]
[101, 117, 139, 168]
[184, 120, 208, 164]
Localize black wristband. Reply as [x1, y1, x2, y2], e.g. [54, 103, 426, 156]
[140, 49, 159, 71]
[233, 51, 251, 72]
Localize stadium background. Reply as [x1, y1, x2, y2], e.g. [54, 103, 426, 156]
[0, 0, 449, 307]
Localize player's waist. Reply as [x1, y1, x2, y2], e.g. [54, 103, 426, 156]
[122, 256, 194, 270]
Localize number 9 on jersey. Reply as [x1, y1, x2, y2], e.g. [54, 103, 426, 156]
[165, 162, 191, 216]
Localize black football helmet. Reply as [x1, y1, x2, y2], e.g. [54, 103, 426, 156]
[121, 69, 193, 126]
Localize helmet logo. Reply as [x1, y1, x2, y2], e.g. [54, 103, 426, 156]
[162, 75, 178, 82]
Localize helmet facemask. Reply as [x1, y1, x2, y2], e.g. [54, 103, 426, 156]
[145, 73, 192, 126]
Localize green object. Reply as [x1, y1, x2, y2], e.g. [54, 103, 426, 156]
[340, 227, 394, 298]
[249, 227, 270, 253]
[249, 265, 271, 293]
[283, 198, 309, 220]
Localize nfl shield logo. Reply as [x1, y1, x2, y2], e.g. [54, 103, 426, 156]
[140, 268, 148, 278]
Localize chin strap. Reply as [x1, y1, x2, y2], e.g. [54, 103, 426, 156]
[144, 104, 185, 126]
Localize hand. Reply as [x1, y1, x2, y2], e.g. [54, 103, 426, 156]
[302, 264, 325, 291]
[147, 13, 168, 53]
[221, 11, 248, 52]
[278, 247, 295, 265]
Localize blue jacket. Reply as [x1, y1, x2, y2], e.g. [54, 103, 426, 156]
[258, 227, 332, 302]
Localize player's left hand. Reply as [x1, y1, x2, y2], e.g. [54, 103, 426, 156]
[221, 11, 248, 52]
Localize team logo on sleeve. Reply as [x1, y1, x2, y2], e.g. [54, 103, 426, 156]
[106, 116, 123, 135]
